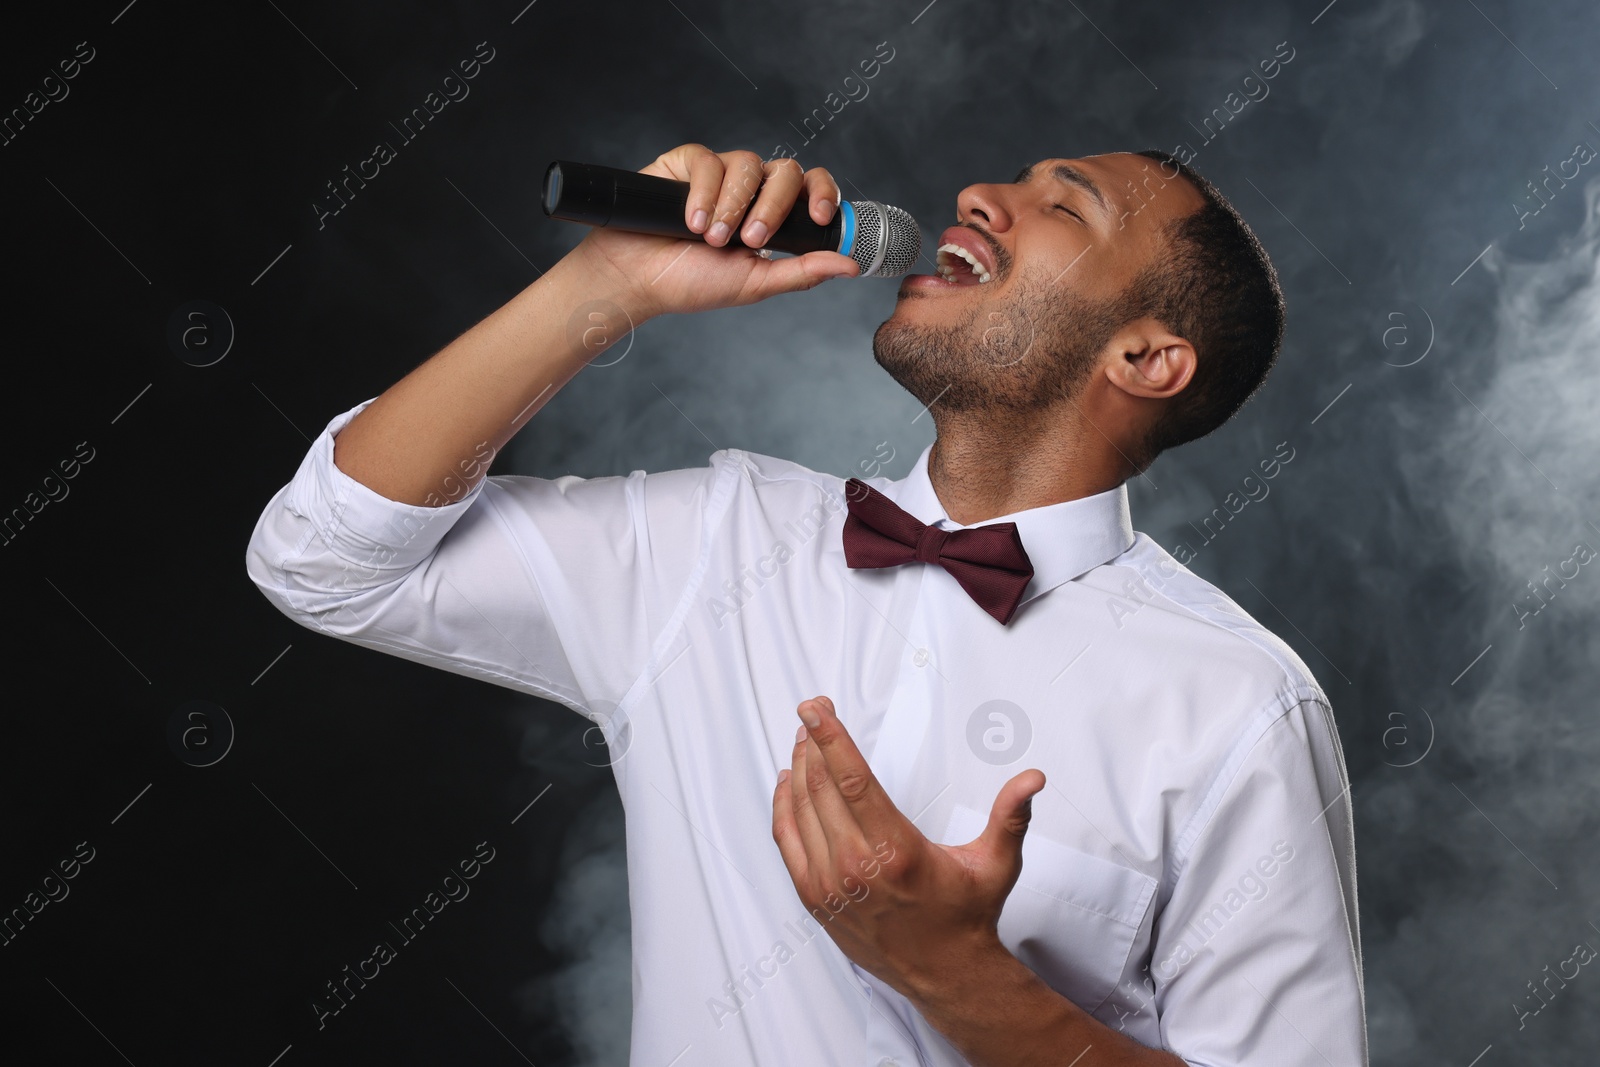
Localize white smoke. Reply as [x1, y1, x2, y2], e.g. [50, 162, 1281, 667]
[1368, 177, 1600, 1063]
[514, 781, 633, 1066]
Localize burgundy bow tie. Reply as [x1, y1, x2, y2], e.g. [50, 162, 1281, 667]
[841, 478, 1035, 625]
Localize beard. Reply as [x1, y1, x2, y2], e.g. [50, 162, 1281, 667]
[872, 268, 1134, 415]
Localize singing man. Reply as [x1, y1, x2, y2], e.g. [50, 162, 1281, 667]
[247, 144, 1365, 1066]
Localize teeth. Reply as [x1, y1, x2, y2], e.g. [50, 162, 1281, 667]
[936, 242, 992, 284]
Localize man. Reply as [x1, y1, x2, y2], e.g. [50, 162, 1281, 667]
[246, 144, 1365, 1066]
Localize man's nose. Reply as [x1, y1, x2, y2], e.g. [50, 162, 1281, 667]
[956, 182, 1014, 233]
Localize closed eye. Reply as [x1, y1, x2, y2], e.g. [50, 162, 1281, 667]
[1053, 203, 1084, 222]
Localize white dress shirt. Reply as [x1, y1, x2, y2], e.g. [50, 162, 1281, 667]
[246, 396, 1367, 1067]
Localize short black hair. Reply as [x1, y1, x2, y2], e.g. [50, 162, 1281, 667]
[1124, 149, 1285, 467]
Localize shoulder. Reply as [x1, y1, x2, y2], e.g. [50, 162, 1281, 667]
[719, 447, 845, 491]
[704, 447, 856, 515]
[1092, 538, 1352, 881]
[474, 448, 846, 539]
[482, 447, 743, 507]
[1088, 532, 1330, 719]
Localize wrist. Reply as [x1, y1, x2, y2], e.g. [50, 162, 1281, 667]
[901, 928, 1019, 1012]
[906, 933, 1088, 1067]
[559, 233, 664, 326]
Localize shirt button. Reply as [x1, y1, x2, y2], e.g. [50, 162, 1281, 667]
[877, 1060, 901, 1067]
[912, 648, 929, 667]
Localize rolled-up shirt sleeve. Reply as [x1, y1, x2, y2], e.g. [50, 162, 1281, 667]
[244, 396, 723, 716]
[1151, 693, 1367, 1067]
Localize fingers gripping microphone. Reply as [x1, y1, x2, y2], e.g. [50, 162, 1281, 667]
[542, 160, 922, 278]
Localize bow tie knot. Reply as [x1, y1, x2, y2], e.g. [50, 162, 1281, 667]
[841, 477, 1035, 625]
[914, 524, 950, 564]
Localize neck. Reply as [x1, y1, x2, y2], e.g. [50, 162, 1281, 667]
[927, 405, 1130, 525]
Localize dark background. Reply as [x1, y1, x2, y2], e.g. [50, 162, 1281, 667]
[3, 0, 1598, 1063]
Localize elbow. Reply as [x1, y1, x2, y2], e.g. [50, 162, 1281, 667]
[244, 529, 326, 631]
[244, 507, 377, 637]
[245, 542, 379, 638]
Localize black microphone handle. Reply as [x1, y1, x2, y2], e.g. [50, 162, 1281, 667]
[542, 160, 842, 255]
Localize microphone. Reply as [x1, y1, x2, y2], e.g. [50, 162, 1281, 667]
[541, 160, 922, 278]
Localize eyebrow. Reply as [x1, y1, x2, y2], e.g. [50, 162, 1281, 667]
[1013, 162, 1112, 220]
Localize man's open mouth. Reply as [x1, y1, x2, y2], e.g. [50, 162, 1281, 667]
[934, 244, 992, 285]
[933, 227, 997, 285]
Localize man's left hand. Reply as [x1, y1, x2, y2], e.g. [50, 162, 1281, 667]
[770, 694, 1047, 1003]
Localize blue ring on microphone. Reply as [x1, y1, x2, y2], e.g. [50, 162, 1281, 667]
[836, 200, 856, 257]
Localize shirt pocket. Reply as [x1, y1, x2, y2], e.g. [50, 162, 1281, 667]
[942, 803, 1159, 1014]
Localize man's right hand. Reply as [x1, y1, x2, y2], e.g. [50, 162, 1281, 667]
[569, 144, 861, 321]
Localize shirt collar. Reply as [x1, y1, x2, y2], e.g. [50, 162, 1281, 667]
[878, 443, 1136, 607]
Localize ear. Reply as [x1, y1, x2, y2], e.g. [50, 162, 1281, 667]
[1104, 317, 1195, 401]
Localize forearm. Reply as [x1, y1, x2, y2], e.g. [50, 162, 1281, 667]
[908, 939, 1184, 1067]
[332, 243, 649, 506]
[330, 144, 855, 507]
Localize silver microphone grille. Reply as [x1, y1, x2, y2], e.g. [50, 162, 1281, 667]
[846, 201, 923, 278]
